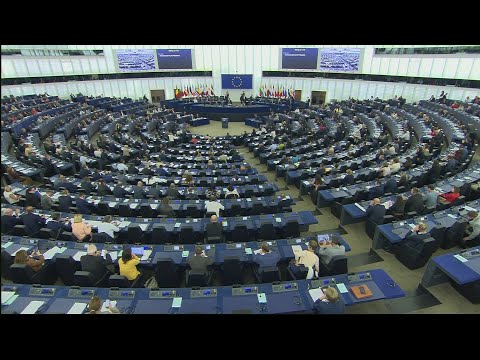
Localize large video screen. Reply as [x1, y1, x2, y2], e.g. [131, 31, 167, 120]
[281, 48, 319, 69]
[319, 48, 361, 72]
[116, 49, 156, 72]
[156, 49, 193, 69]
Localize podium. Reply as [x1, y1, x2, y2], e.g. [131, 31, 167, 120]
[221, 118, 229, 128]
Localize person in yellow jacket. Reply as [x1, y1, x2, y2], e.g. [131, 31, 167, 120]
[119, 247, 143, 286]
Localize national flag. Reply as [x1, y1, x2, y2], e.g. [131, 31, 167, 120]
[210, 83, 215, 96]
[174, 86, 182, 99]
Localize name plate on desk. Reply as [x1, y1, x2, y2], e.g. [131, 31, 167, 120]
[29, 287, 56, 296]
[347, 272, 372, 282]
[104, 244, 123, 251]
[311, 278, 336, 288]
[462, 249, 480, 259]
[191, 288, 218, 298]
[20, 238, 38, 245]
[287, 238, 303, 245]
[108, 289, 135, 299]
[272, 282, 298, 292]
[257, 240, 277, 247]
[68, 288, 95, 298]
[232, 286, 259, 296]
[164, 245, 184, 251]
[226, 243, 246, 249]
[149, 290, 176, 298]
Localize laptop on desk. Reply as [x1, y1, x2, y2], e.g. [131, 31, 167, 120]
[131, 247, 145, 257]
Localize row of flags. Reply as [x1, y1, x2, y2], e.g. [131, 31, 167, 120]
[175, 84, 215, 99]
[259, 84, 295, 98]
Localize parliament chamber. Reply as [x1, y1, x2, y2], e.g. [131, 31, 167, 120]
[1, 45, 479, 314]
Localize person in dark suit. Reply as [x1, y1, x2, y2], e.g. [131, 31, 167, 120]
[80, 177, 95, 196]
[96, 179, 111, 196]
[342, 169, 355, 186]
[159, 197, 175, 217]
[166, 183, 178, 199]
[25, 187, 41, 208]
[398, 172, 409, 188]
[58, 189, 73, 212]
[113, 182, 128, 198]
[404, 187, 425, 214]
[185, 187, 199, 200]
[445, 155, 458, 172]
[313, 286, 345, 314]
[76, 193, 94, 215]
[78, 164, 91, 179]
[389, 195, 406, 219]
[427, 160, 442, 183]
[133, 181, 146, 199]
[366, 198, 386, 224]
[387, 223, 430, 253]
[1, 207, 22, 234]
[127, 163, 138, 175]
[20, 206, 46, 236]
[46, 212, 72, 235]
[148, 183, 161, 200]
[205, 214, 223, 241]
[187, 246, 214, 276]
[384, 177, 398, 194]
[41, 154, 56, 177]
[368, 179, 384, 200]
[142, 165, 154, 176]
[253, 243, 281, 273]
[80, 244, 115, 284]
[40, 190, 54, 210]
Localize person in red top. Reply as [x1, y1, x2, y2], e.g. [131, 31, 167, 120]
[450, 101, 460, 109]
[439, 186, 461, 204]
[31, 108, 38, 115]
[191, 136, 198, 144]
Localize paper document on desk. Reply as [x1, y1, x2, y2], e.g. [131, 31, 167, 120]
[464, 205, 476, 212]
[138, 224, 149, 231]
[354, 203, 366, 212]
[291, 245, 303, 254]
[172, 297, 182, 308]
[12, 247, 30, 256]
[20, 300, 45, 314]
[100, 300, 117, 313]
[108, 202, 118, 208]
[308, 288, 324, 302]
[118, 221, 131, 228]
[43, 246, 61, 260]
[1, 241, 14, 249]
[141, 250, 152, 261]
[1, 291, 16, 305]
[245, 248, 253, 255]
[336, 283, 349, 294]
[67, 302, 87, 314]
[257, 293, 267, 303]
[253, 249, 262, 255]
[454, 254, 468, 263]
[105, 251, 118, 261]
[73, 251, 87, 262]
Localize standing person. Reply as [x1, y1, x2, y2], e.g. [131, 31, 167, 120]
[289, 240, 320, 279]
[366, 198, 386, 224]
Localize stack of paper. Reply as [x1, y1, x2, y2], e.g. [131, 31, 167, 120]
[43, 246, 61, 260]
[1, 291, 16, 305]
[291, 245, 303, 254]
[73, 251, 87, 261]
[67, 302, 88, 314]
[308, 288, 325, 302]
[20, 301, 45, 314]
[141, 250, 153, 261]
[253, 249, 262, 255]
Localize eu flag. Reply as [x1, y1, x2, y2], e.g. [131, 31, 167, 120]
[221, 74, 253, 89]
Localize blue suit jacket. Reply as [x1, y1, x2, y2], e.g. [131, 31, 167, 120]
[76, 198, 93, 215]
[313, 298, 345, 314]
[20, 213, 46, 236]
[46, 220, 72, 234]
[253, 251, 280, 271]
